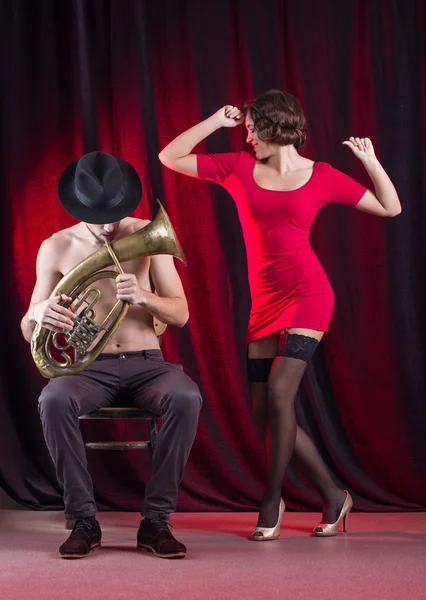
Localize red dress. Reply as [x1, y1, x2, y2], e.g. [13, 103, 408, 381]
[197, 152, 367, 344]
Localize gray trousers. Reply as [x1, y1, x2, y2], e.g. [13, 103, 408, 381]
[38, 350, 202, 521]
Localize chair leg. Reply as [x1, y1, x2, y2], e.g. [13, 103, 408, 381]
[148, 419, 159, 458]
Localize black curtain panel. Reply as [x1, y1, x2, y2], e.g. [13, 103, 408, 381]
[0, 0, 425, 513]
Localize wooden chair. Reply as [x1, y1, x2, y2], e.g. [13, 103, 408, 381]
[64, 406, 159, 530]
[79, 407, 158, 453]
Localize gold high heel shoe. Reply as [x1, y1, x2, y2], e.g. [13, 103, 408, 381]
[313, 491, 353, 537]
[251, 499, 286, 541]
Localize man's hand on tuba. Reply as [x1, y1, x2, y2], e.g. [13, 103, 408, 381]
[30, 294, 76, 333]
[115, 272, 149, 305]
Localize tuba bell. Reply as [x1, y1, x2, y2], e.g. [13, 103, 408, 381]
[31, 201, 186, 378]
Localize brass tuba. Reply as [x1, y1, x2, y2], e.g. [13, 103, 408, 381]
[31, 201, 186, 379]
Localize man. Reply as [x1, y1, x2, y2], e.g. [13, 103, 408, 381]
[20, 151, 202, 559]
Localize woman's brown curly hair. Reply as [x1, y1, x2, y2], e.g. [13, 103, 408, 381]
[243, 90, 306, 149]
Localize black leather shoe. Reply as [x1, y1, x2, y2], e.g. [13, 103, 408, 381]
[137, 518, 186, 559]
[59, 517, 102, 559]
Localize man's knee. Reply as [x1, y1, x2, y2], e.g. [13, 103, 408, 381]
[163, 380, 202, 420]
[38, 381, 77, 421]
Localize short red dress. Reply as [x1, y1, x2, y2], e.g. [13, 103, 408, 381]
[197, 152, 367, 344]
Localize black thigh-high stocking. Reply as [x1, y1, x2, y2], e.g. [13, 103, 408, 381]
[249, 381, 269, 432]
[292, 427, 347, 523]
[249, 358, 347, 526]
[247, 351, 275, 432]
[257, 355, 307, 528]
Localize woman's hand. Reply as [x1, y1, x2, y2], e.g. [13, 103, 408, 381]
[344, 137, 402, 217]
[343, 137, 377, 164]
[213, 105, 245, 128]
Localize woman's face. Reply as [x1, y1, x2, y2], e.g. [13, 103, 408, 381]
[245, 113, 276, 160]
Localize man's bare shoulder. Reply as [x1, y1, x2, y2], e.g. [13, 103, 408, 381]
[40, 224, 83, 252]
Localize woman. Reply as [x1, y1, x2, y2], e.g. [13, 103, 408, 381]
[159, 90, 401, 539]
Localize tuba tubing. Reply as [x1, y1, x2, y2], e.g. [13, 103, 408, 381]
[31, 201, 186, 379]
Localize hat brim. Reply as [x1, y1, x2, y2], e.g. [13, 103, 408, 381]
[58, 156, 142, 224]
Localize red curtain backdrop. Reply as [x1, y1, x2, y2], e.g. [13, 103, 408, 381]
[1, 0, 425, 513]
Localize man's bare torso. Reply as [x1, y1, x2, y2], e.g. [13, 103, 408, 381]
[50, 217, 161, 353]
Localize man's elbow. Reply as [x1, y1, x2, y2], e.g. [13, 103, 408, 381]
[175, 304, 189, 328]
[177, 310, 189, 328]
[20, 318, 33, 343]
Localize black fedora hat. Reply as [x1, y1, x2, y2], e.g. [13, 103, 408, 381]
[58, 151, 142, 224]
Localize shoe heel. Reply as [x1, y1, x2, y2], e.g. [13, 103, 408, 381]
[313, 491, 353, 538]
